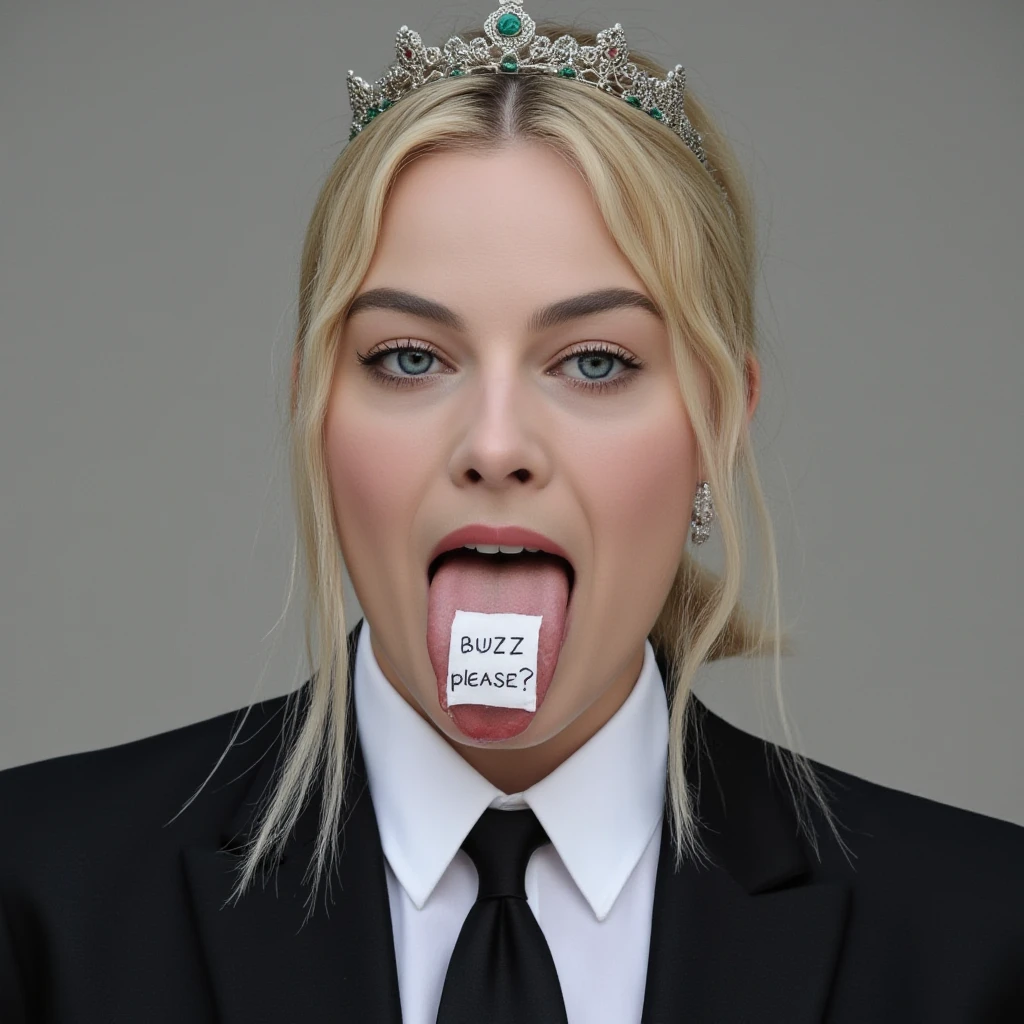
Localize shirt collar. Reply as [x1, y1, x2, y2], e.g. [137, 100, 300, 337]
[354, 618, 668, 921]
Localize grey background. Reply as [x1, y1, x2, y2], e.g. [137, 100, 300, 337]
[2, 0, 1021, 826]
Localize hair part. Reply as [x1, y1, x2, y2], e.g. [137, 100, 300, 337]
[212, 21, 851, 914]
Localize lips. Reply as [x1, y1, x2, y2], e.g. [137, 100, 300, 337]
[428, 550, 576, 599]
[426, 523, 576, 589]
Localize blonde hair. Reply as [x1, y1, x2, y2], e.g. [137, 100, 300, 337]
[228, 21, 850, 908]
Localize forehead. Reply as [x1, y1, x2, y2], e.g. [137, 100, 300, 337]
[359, 144, 649, 322]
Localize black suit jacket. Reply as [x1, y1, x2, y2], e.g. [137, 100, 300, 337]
[2, 619, 1022, 1022]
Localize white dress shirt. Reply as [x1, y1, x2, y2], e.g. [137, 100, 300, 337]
[353, 618, 670, 1024]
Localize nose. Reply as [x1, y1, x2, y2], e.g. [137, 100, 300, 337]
[448, 360, 553, 491]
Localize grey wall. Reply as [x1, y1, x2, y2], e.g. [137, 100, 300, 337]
[2, 0, 1021, 826]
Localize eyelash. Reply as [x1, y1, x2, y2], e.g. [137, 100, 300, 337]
[355, 340, 644, 393]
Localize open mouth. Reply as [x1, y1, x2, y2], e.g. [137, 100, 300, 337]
[427, 548, 576, 593]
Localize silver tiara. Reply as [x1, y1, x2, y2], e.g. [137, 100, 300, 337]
[346, 1, 710, 172]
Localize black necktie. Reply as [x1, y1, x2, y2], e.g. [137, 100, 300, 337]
[435, 807, 569, 1024]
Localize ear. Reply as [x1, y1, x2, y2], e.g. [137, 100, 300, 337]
[692, 356, 757, 483]
[696, 354, 761, 481]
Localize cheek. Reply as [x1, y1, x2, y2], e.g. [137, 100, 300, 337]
[573, 397, 696, 568]
[323, 393, 428, 552]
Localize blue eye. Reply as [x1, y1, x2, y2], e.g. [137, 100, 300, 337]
[391, 347, 434, 376]
[357, 341, 643, 393]
[356, 342, 443, 387]
[566, 350, 619, 383]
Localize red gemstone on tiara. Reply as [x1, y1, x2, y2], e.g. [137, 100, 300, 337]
[608, 47, 618, 57]
[403, 48, 413, 59]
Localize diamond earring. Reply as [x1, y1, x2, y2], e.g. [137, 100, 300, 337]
[690, 481, 715, 545]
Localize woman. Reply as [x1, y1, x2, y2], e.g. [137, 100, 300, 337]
[1, 4, 1022, 1021]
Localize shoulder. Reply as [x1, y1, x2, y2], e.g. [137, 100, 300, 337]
[698, 700, 1024, 880]
[0, 689, 294, 883]
[754, 723, 1024, 990]
[698, 705, 1024, 1010]
[795, 746, 1024, 1011]
[803, 745, 1024, 884]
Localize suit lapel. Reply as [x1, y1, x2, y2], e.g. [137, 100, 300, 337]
[182, 620, 402, 1023]
[642, 646, 850, 1022]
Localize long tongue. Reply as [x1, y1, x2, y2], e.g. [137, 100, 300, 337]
[427, 551, 570, 742]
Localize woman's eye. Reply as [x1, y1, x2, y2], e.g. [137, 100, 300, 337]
[561, 350, 626, 385]
[387, 346, 436, 377]
[356, 343, 448, 387]
[356, 341, 643, 392]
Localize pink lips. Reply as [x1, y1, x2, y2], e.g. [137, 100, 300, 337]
[427, 524, 573, 575]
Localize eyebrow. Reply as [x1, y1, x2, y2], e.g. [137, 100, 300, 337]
[343, 286, 662, 333]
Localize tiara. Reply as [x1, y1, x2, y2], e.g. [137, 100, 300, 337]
[346, 1, 710, 172]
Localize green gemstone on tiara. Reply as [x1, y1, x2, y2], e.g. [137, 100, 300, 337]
[449, 67, 466, 76]
[649, 107, 663, 120]
[496, 13, 522, 36]
[499, 56, 518, 72]
[625, 95, 642, 108]
[557, 66, 577, 78]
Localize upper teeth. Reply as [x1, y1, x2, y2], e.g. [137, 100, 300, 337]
[462, 544, 540, 555]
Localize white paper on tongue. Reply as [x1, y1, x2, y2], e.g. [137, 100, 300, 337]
[446, 609, 542, 711]
[426, 550, 571, 718]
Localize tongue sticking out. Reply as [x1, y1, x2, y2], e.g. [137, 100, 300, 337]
[426, 551, 571, 742]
